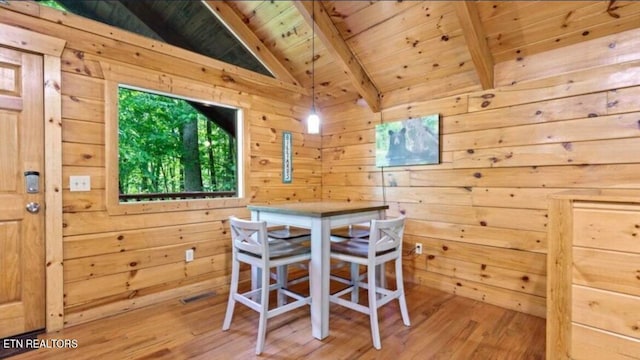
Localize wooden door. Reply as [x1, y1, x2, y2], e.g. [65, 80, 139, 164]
[0, 46, 45, 338]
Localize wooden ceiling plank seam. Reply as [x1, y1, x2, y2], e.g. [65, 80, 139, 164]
[321, 1, 371, 39]
[237, 6, 312, 82]
[492, 15, 640, 64]
[494, 26, 640, 87]
[350, 13, 463, 69]
[476, 1, 526, 21]
[327, 1, 421, 41]
[237, 0, 290, 30]
[486, 2, 616, 51]
[489, 1, 640, 61]
[481, 2, 586, 38]
[455, 1, 494, 90]
[293, 0, 380, 113]
[376, 61, 475, 94]
[277, 35, 332, 70]
[381, 69, 481, 110]
[242, 5, 308, 50]
[347, 4, 459, 57]
[358, 32, 470, 81]
[203, 0, 301, 88]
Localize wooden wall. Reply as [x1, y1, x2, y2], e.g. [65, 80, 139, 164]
[4, 0, 640, 328]
[0, 2, 320, 326]
[321, 27, 640, 318]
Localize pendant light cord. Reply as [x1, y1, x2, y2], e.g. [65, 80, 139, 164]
[306, 1, 320, 134]
[311, 0, 315, 113]
[380, 110, 386, 206]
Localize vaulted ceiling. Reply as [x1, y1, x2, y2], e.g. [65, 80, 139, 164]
[225, 0, 640, 111]
[43, 1, 640, 112]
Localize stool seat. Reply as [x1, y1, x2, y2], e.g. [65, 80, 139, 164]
[330, 225, 370, 239]
[267, 226, 311, 240]
[266, 226, 311, 285]
[331, 239, 393, 257]
[241, 238, 310, 259]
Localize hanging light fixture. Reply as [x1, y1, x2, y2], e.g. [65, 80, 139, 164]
[307, 0, 320, 134]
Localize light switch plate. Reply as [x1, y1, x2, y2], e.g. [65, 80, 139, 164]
[185, 249, 194, 262]
[70, 175, 91, 191]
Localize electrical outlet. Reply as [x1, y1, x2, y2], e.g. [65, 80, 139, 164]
[185, 249, 194, 262]
[415, 243, 423, 255]
[69, 175, 91, 192]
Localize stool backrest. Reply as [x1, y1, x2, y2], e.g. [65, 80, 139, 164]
[229, 216, 268, 258]
[369, 216, 405, 257]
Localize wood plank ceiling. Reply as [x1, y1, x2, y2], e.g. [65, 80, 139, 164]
[225, 0, 640, 110]
[47, 0, 640, 111]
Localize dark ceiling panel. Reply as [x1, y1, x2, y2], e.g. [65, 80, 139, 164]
[47, 0, 271, 76]
[119, 0, 198, 53]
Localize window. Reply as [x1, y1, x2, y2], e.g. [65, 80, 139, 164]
[104, 69, 247, 215]
[117, 86, 239, 203]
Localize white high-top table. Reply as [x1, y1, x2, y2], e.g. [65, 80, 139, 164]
[247, 201, 388, 340]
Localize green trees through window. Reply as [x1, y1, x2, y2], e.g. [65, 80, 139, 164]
[37, 0, 66, 11]
[118, 87, 238, 202]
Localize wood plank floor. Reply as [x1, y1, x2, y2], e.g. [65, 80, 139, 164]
[12, 284, 545, 359]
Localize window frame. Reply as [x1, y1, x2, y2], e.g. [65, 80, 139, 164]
[104, 66, 249, 215]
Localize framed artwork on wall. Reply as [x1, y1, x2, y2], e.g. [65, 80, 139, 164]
[282, 131, 292, 183]
[375, 114, 440, 167]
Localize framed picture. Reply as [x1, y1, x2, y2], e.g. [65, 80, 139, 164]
[375, 114, 440, 167]
[282, 131, 292, 183]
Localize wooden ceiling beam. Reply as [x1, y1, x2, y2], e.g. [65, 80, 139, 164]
[203, 0, 301, 88]
[455, 1, 494, 90]
[294, 0, 380, 112]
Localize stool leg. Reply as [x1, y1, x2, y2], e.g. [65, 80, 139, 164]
[276, 265, 288, 306]
[256, 265, 270, 355]
[251, 266, 261, 301]
[376, 263, 387, 289]
[395, 257, 410, 326]
[222, 255, 240, 330]
[368, 264, 381, 350]
[350, 262, 359, 303]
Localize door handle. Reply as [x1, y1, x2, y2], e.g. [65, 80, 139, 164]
[26, 202, 40, 214]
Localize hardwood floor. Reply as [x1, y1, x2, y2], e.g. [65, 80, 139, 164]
[12, 284, 545, 359]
